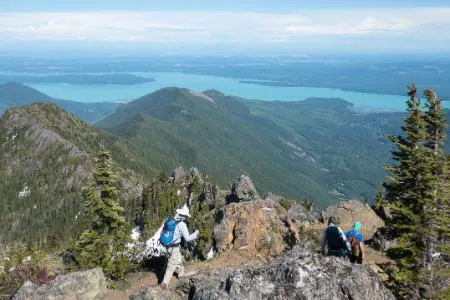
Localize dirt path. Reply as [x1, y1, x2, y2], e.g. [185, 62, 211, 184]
[105, 250, 264, 299]
[105, 272, 158, 300]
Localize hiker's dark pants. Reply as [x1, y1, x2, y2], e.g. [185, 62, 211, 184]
[349, 255, 363, 264]
[327, 249, 347, 258]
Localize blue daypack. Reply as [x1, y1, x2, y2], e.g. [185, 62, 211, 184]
[160, 218, 178, 247]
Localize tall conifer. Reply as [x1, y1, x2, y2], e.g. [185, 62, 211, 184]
[384, 85, 449, 297]
[76, 150, 130, 279]
[423, 90, 449, 294]
[384, 84, 430, 284]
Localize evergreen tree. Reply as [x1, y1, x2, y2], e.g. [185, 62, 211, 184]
[423, 90, 449, 295]
[432, 155, 450, 298]
[384, 86, 449, 297]
[75, 150, 130, 279]
[384, 84, 432, 286]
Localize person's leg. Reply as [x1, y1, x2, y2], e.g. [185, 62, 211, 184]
[172, 248, 185, 277]
[327, 250, 338, 257]
[349, 255, 356, 263]
[338, 249, 348, 259]
[357, 255, 363, 264]
[162, 247, 183, 285]
[162, 248, 179, 286]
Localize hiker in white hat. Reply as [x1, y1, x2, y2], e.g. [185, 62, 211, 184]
[160, 204, 199, 289]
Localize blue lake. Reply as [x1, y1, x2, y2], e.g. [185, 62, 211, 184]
[23, 72, 444, 111]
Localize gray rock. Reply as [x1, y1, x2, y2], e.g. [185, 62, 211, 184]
[321, 200, 385, 239]
[178, 246, 395, 300]
[227, 175, 261, 203]
[379, 205, 393, 220]
[287, 201, 320, 224]
[13, 268, 107, 300]
[370, 228, 399, 252]
[129, 286, 182, 300]
[172, 166, 187, 183]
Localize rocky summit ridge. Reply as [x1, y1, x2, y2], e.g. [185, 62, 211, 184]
[171, 246, 395, 300]
[12, 172, 393, 300]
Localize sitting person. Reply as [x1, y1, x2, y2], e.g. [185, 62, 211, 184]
[321, 216, 351, 258]
[346, 221, 365, 264]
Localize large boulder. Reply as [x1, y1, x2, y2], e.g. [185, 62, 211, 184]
[321, 200, 384, 239]
[226, 175, 261, 203]
[13, 268, 106, 300]
[178, 246, 395, 300]
[129, 286, 183, 300]
[213, 199, 290, 258]
[370, 227, 399, 252]
[287, 201, 320, 224]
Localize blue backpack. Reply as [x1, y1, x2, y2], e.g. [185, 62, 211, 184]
[160, 218, 178, 247]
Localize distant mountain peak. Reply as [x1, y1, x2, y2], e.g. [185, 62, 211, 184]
[3, 81, 28, 88]
[189, 91, 215, 103]
[0, 81, 54, 103]
[203, 89, 225, 97]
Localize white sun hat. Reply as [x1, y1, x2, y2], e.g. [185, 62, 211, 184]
[176, 204, 191, 218]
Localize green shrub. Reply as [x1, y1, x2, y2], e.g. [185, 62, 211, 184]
[279, 199, 295, 210]
[0, 246, 52, 298]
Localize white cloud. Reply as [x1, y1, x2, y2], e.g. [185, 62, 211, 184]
[0, 8, 449, 45]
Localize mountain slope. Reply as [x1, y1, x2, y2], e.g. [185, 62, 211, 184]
[0, 82, 118, 123]
[0, 103, 149, 247]
[97, 87, 405, 207]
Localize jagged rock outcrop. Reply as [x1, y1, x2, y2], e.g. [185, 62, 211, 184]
[13, 268, 106, 300]
[176, 246, 395, 300]
[286, 201, 320, 224]
[226, 175, 261, 203]
[370, 227, 399, 252]
[213, 199, 290, 257]
[321, 200, 384, 239]
[172, 166, 188, 184]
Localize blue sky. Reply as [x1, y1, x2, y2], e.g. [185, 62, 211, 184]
[1, 1, 450, 56]
[3, 0, 449, 11]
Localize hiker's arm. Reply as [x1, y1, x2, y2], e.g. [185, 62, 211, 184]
[321, 231, 327, 254]
[179, 222, 198, 242]
[360, 242, 365, 258]
[338, 227, 351, 252]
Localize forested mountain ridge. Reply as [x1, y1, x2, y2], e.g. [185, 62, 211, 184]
[97, 87, 333, 204]
[0, 103, 147, 247]
[1, 86, 448, 249]
[0, 82, 118, 123]
[98, 87, 436, 207]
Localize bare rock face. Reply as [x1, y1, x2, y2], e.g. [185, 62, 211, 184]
[13, 268, 107, 300]
[287, 201, 320, 225]
[129, 286, 183, 300]
[321, 200, 385, 239]
[172, 166, 188, 184]
[178, 246, 395, 300]
[213, 199, 290, 258]
[227, 175, 261, 203]
[370, 227, 399, 252]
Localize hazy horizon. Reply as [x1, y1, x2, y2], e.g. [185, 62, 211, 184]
[2, 0, 450, 57]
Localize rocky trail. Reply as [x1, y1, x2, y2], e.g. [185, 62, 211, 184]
[107, 251, 265, 299]
[126, 246, 395, 300]
[105, 243, 393, 299]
